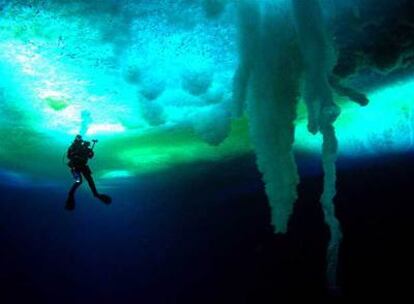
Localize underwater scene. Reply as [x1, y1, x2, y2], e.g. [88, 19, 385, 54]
[1, 0, 413, 303]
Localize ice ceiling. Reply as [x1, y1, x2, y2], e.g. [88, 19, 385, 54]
[1, 0, 413, 185]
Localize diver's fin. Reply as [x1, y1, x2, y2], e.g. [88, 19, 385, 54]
[65, 197, 75, 211]
[97, 194, 112, 205]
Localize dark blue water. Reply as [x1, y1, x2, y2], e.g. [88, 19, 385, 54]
[1, 153, 413, 303]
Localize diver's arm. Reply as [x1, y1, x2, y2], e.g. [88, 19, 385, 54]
[67, 146, 75, 158]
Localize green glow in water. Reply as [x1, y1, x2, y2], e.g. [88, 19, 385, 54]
[1, 2, 413, 183]
[45, 97, 70, 111]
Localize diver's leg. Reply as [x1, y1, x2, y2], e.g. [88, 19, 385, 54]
[65, 169, 82, 210]
[82, 166, 99, 196]
[82, 167, 112, 204]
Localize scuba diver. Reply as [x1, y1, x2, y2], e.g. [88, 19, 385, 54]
[65, 135, 112, 210]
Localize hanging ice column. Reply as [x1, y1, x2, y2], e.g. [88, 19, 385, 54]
[233, 0, 302, 234]
[232, 0, 354, 289]
[291, 0, 342, 289]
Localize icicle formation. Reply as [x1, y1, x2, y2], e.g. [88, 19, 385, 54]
[291, 0, 342, 290]
[233, 0, 301, 233]
[233, 0, 344, 289]
[320, 124, 342, 289]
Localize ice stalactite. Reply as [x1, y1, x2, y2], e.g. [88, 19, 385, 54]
[320, 123, 342, 290]
[234, 0, 301, 233]
[233, 0, 343, 288]
[292, 0, 342, 290]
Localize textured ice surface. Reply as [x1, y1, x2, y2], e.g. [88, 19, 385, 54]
[0, 0, 413, 182]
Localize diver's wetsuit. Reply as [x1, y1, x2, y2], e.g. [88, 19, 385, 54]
[65, 139, 111, 210]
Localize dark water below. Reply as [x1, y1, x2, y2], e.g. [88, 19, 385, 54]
[1, 153, 413, 303]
